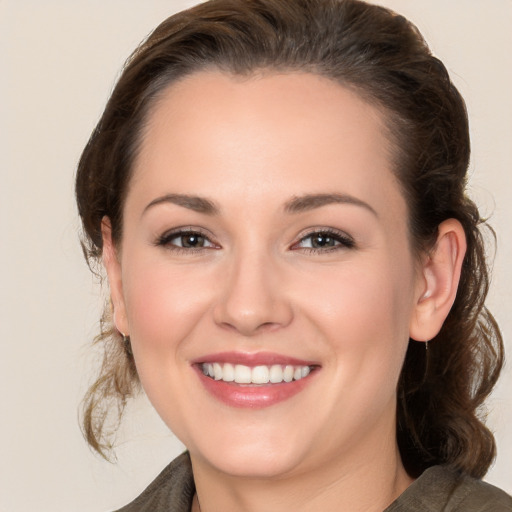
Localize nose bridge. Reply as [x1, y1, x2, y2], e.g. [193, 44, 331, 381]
[214, 241, 292, 335]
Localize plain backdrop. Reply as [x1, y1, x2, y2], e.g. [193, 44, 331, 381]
[1, 1, 511, 510]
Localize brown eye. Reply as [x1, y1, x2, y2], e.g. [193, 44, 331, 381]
[180, 233, 206, 248]
[310, 233, 337, 248]
[294, 230, 355, 251]
[157, 230, 216, 250]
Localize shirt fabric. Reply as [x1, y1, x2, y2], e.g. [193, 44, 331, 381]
[114, 452, 512, 511]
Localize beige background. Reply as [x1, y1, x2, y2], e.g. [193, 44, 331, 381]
[1, 1, 510, 510]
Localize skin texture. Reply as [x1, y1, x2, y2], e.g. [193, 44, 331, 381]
[102, 71, 466, 512]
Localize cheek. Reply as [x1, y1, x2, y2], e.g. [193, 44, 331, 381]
[297, 256, 416, 375]
[120, 258, 218, 422]
[322, 262, 415, 420]
[122, 259, 213, 355]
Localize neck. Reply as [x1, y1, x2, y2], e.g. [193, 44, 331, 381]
[190, 424, 413, 512]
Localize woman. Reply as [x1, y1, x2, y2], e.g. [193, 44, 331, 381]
[75, 0, 511, 510]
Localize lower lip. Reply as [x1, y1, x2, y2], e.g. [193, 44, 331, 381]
[195, 367, 317, 408]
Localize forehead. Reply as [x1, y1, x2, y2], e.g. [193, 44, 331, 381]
[129, 70, 404, 221]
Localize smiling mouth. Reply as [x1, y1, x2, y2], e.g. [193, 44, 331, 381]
[201, 362, 313, 385]
[195, 355, 319, 408]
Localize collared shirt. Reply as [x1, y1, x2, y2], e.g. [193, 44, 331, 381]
[114, 452, 512, 511]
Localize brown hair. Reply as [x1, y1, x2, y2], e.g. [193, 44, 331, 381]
[76, 0, 504, 477]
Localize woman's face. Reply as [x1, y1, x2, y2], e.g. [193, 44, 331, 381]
[106, 71, 427, 479]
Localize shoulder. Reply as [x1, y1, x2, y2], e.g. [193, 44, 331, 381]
[386, 465, 512, 512]
[113, 452, 195, 512]
[453, 471, 512, 512]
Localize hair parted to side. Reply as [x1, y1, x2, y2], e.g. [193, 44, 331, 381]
[76, 0, 504, 477]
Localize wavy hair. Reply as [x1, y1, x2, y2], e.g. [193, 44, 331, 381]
[76, 0, 504, 477]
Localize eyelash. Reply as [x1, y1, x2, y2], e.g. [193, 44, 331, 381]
[155, 227, 218, 254]
[155, 227, 355, 254]
[292, 228, 355, 253]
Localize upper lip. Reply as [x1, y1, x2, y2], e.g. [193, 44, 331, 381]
[191, 351, 319, 367]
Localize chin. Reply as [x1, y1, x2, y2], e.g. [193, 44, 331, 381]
[195, 443, 308, 479]
[184, 418, 315, 479]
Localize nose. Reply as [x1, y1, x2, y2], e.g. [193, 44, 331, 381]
[213, 249, 294, 336]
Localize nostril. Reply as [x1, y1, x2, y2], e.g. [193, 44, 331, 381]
[216, 319, 282, 337]
[257, 321, 283, 332]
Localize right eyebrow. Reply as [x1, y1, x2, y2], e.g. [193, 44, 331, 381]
[284, 193, 378, 217]
[142, 193, 220, 217]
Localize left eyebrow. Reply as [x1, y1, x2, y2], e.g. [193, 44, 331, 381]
[142, 193, 220, 217]
[284, 193, 378, 217]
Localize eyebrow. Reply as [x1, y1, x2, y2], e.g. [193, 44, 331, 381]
[284, 193, 378, 217]
[142, 192, 377, 217]
[142, 194, 220, 216]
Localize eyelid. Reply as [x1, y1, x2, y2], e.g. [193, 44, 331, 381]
[154, 226, 354, 253]
[291, 227, 355, 252]
[155, 226, 220, 250]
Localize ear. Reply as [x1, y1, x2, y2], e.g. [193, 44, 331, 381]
[101, 217, 129, 336]
[409, 219, 467, 342]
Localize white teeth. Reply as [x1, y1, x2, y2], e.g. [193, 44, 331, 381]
[269, 364, 283, 383]
[251, 365, 270, 384]
[283, 365, 294, 382]
[234, 364, 252, 384]
[301, 366, 311, 378]
[222, 362, 235, 382]
[201, 362, 312, 384]
[213, 362, 223, 381]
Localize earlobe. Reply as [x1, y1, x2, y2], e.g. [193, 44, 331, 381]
[409, 219, 467, 342]
[101, 217, 129, 336]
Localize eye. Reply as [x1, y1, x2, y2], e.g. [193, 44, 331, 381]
[292, 229, 355, 252]
[156, 228, 217, 251]
[171, 232, 211, 248]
